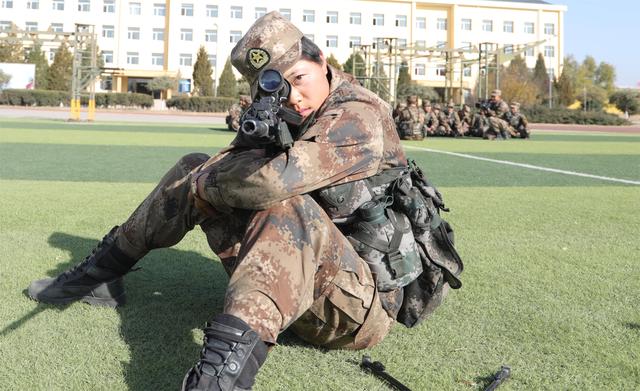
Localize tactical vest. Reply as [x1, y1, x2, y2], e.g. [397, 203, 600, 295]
[315, 161, 464, 328]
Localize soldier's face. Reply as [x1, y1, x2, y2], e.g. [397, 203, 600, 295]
[284, 55, 330, 118]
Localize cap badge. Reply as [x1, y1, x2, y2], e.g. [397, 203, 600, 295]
[248, 48, 270, 70]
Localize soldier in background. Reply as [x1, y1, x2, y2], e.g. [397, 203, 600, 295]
[431, 104, 451, 136]
[485, 89, 517, 140]
[421, 100, 438, 137]
[458, 104, 472, 136]
[441, 102, 462, 137]
[393, 101, 407, 135]
[397, 95, 425, 140]
[507, 101, 530, 139]
[225, 95, 252, 132]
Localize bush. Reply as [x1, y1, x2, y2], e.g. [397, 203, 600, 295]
[521, 105, 630, 126]
[166, 96, 237, 112]
[0, 89, 153, 108]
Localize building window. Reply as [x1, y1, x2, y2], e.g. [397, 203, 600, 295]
[436, 41, 447, 49]
[78, 0, 90, 12]
[255, 7, 266, 19]
[524, 22, 534, 34]
[349, 36, 361, 48]
[503, 21, 513, 33]
[547, 68, 555, 78]
[396, 15, 407, 27]
[230, 30, 242, 43]
[461, 18, 471, 30]
[414, 64, 425, 76]
[373, 14, 384, 26]
[152, 53, 163, 66]
[100, 76, 112, 90]
[437, 18, 447, 30]
[208, 54, 216, 67]
[326, 35, 337, 48]
[230, 6, 242, 19]
[102, 50, 113, 64]
[482, 20, 493, 32]
[544, 45, 555, 57]
[327, 11, 338, 24]
[180, 28, 193, 41]
[102, 25, 114, 38]
[303, 10, 315, 23]
[179, 53, 192, 66]
[0, 20, 11, 31]
[51, 23, 63, 32]
[127, 52, 139, 65]
[415, 40, 425, 49]
[49, 50, 57, 61]
[416, 17, 426, 29]
[524, 47, 534, 57]
[349, 12, 361, 25]
[179, 79, 191, 93]
[206, 5, 218, 17]
[372, 38, 387, 50]
[205, 29, 217, 42]
[1, 0, 13, 8]
[25, 22, 37, 31]
[304, 34, 314, 42]
[279, 9, 291, 21]
[181, 3, 193, 16]
[503, 44, 513, 54]
[463, 66, 471, 77]
[129, 2, 141, 15]
[397, 39, 407, 49]
[153, 3, 165, 16]
[152, 28, 164, 41]
[436, 64, 446, 76]
[52, 0, 64, 11]
[103, 0, 114, 13]
[128, 27, 140, 40]
[544, 23, 555, 35]
[27, 0, 39, 9]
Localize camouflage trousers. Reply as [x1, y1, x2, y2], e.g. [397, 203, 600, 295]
[486, 117, 517, 139]
[114, 153, 394, 348]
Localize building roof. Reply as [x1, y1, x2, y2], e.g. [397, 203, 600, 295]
[483, 0, 551, 4]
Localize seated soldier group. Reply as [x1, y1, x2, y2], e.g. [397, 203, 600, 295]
[393, 89, 530, 141]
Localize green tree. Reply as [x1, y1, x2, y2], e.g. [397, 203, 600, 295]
[555, 63, 575, 107]
[575, 56, 608, 111]
[595, 62, 616, 95]
[46, 41, 73, 91]
[532, 53, 549, 103]
[192, 46, 214, 96]
[26, 42, 49, 90]
[237, 76, 250, 96]
[609, 89, 639, 115]
[217, 58, 237, 97]
[0, 69, 11, 88]
[396, 83, 439, 103]
[326, 53, 342, 71]
[369, 62, 389, 101]
[0, 34, 24, 63]
[343, 53, 366, 78]
[148, 75, 178, 99]
[396, 61, 411, 94]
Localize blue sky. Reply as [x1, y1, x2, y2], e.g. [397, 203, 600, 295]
[550, 0, 639, 88]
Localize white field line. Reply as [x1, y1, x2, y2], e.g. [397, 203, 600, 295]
[404, 145, 640, 186]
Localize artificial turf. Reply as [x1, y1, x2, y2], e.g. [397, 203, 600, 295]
[1, 118, 638, 390]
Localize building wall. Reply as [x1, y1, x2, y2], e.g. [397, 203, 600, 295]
[1, 0, 566, 96]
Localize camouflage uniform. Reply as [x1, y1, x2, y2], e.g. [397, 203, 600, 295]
[507, 102, 530, 139]
[421, 101, 438, 137]
[225, 96, 251, 132]
[458, 105, 472, 136]
[431, 104, 450, 136]
[485, 89, 516, 140]
[441, 104, 462, 137]
[397, 96, 425, 140]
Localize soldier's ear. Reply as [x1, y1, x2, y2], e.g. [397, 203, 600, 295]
[318, 52, 328, 75]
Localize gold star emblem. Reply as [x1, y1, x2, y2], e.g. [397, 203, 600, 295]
[248, 48, 270, 70]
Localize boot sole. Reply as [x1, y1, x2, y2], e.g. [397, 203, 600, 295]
[27, 278, 126, 308]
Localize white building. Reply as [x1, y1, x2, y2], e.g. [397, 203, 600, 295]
[1, 0, 566, 99]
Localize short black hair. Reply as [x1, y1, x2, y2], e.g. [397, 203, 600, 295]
[300, 36, 323, 65]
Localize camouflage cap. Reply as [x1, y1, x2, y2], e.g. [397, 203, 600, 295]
[422, 99, 431, 106]
[230, 11, 304, 85]
[491, 89, 502, 97]
[433, 104, 442, 110]
[510, 101, 520, 108]
[406, 95, 418, 104]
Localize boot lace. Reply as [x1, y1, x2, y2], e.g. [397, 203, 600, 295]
[55, 233, 112, 282]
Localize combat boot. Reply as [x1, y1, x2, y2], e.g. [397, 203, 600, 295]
[182, 314, 268, 391]
[28, 226, 137, 307]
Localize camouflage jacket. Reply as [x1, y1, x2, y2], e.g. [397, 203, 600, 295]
[440, 110, 461, 131]
[488, 100, 510, 120]
[508, 112, 529, 128]
[200, 67, 407, 212]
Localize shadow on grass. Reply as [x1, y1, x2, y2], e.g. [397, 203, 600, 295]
[28, 231, 232, 390]
[625, 322, 640, 331]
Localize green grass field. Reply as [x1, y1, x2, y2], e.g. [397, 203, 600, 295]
[1, 118, 639, 390]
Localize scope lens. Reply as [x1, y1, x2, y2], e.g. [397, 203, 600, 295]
[259, 69, 283, 93]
